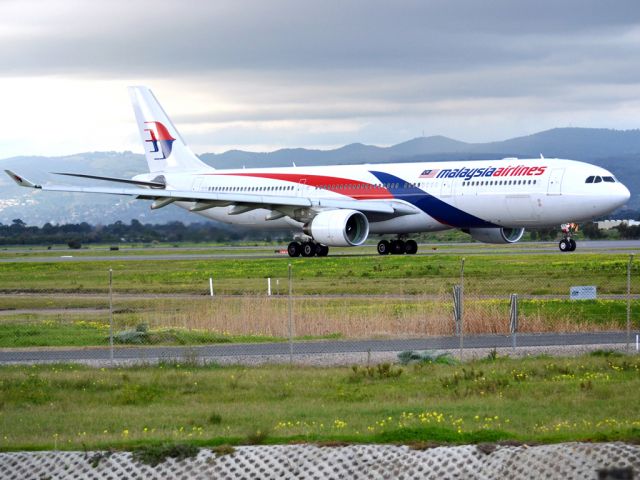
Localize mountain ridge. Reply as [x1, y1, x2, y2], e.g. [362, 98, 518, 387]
[1, 127, 639, 225]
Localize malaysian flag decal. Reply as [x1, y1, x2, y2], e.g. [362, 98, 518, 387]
[420, 169, 440, 178]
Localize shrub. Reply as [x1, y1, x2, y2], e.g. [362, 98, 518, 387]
[246, 428, 269, 445]
[349, 363, 403, 380]
[208, 412, 222, 425]
[589, 349, 623, 358]
[398, 350, 456, 365]
[211, 445, 235, 457]
[132, 443, 199, 467]
[113, 324, 149, 344]
[67, 239, 82, 249]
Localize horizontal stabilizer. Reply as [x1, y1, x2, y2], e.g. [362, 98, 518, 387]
[52, 172, 165, 188]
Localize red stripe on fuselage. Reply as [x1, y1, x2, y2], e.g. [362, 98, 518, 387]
[206, 172, 394, 200]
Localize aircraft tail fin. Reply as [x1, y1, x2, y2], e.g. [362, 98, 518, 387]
[128, 86, 211, 173]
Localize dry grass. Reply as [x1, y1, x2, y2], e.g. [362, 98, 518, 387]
[131, 294, 621, 339]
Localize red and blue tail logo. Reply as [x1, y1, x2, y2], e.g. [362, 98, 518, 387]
[143, 121, 176, 160]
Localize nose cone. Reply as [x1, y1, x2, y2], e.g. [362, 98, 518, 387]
[616, 182, 631, 207]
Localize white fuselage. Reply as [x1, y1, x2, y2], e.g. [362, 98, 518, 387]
[8, 86, 629, 253]
[135, 157, 630, 235]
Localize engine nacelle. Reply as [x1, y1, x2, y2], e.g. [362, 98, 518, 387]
[303, 210, 369, 247]
[466, 227, 525, 244]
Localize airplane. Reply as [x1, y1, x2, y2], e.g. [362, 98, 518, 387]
[5, 86, 631, 257]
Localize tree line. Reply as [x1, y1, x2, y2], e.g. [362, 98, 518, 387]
[1, 218, 638, 246]
[0, 219, 288, 245]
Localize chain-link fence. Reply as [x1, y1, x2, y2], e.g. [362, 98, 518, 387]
[0, 253, 638, 365]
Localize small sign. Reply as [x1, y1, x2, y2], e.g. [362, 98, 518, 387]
[570, 286, 597, 300]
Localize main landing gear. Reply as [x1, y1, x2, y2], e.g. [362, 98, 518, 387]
[377, 239, 418, 255]
[558, 223, 578, 252]
[287, 241, 329, 257]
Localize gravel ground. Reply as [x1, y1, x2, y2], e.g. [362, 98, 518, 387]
[1, 342, 632, 368]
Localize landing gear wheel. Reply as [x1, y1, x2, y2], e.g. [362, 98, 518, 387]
[301, 242, 316, 257]
[405, 239, 418, 255]
[287, 241, 301, 257]
[377, 240, 390, 255]
[391, 240, 406, 255]
[316, 244, 329, 257]
[559, 223, 578, 253]
[558, 239, 570, 252]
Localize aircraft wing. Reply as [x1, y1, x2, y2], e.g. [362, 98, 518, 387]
[5, 170, 416, 216]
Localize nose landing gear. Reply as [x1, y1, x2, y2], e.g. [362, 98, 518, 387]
[559, 237, 576, 252]
[558, 223, 578, 252]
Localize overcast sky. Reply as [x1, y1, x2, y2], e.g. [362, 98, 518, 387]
[1, 0, 640, 159]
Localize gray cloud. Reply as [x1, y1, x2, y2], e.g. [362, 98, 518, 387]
[1, 0, 640, 153]
[3, 0, 640, 76]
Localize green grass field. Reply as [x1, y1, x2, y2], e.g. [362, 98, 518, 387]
[0, 252, 637, 295]
[0, 246, 639, 451]
[0, 317, 296, 348]
[1, 353, 639, 451]
[0, 249, 637, 346]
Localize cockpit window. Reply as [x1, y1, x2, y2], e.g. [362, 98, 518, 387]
[585, 176, 595, 183]
[603, 176, 615, 183]
[594, 176, 602, 183]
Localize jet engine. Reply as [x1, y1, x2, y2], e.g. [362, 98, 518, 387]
[466, 227, 525, 244]
[303, 210, 369, 247]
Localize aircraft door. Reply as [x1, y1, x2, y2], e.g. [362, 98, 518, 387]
[547, 168, 564, 195]
[192, 176, 204, 192]
[440, 177, 454, 197]
[297, 178, 308, 197]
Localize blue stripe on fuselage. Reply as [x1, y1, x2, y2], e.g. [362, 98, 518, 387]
[369, 171, 498, 228]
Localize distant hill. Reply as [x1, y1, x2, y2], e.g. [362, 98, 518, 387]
[1, 127, 639, 225]
[0, 152, 192, 225]
[201, 128, 640, 167]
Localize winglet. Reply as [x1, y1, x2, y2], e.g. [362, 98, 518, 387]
[4, 170, 40, 188]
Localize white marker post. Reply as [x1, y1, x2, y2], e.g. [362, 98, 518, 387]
[209, 277, 214, 297]
[268, 277, 272, 296]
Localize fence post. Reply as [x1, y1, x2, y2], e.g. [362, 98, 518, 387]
[460, 258, 465, 360]
[109, 268, 114, 365]
[453, 285, 462, 335]
[510, 293, 518, 352]
[627, 254, 634, 352]
[288, 264, 293, 364]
